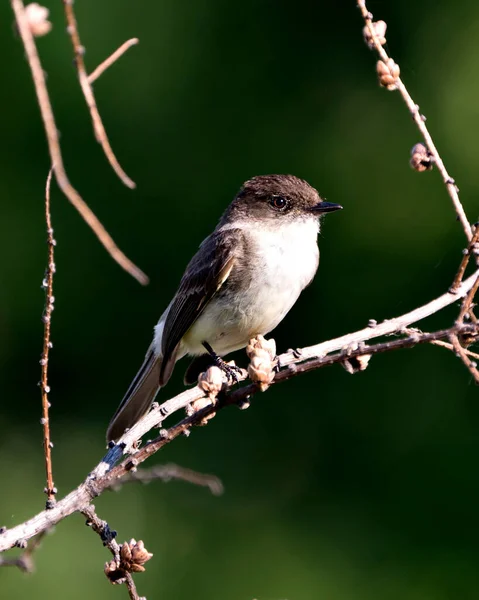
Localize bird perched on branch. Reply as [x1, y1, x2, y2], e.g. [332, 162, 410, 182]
[107, 174, 342, 442]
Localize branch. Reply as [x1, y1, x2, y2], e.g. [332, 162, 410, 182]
[430, 339, 479, 361]
[357, 0, 473, 241]
[457, 273, 479, 325]
[450, 333, 479, 383]
[0, 530, 48, 573]
[450, 225, 479, 293]
[10, 0, 148, 285]
[81, 505, 149, 600]
[110, 463, 224, 496]
[278, 268, 479, 369]
[40, 167, 56, 505]
[63, 0, 136, 189]
[88, 38, 139, 84]
[1, 265, 477, 554]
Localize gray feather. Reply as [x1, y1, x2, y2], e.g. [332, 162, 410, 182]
[106, 347, 162, 442]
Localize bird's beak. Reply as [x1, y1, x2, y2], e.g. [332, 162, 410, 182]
[310, 201, 343, 214]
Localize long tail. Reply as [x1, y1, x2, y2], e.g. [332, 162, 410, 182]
[107, 346, 162, 442]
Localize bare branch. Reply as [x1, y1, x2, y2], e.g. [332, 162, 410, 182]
[279, 268, 479, 368]
[88, 38, 139, 84]
[81, 506, 148, 600]
[457, 274, 479, 324]
[40, 167, 56, 505]
[10, 0, 148, 285]
[63, 0, 136, 189]
[401, 329, 479, 361]
[450, 334, 479, 384]
[357, 0, 473, 241]
[430, 339, 479, 360]
[111, 463, 224, 496]
[0, 531, 48, 573]
[450, 224, 479, 293]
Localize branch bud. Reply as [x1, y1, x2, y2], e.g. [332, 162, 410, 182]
[342, 354, 372, 374]
[410, 142, 434, 172]
[246, 336, 277, 392]
[25, 3, 52, 37]
[377, 58, 400, 90]
[246, 335, 276, 361]
[121, 539, 153, 573]
[197, 365, 224, 398]
[190, 365, 225, 424]
[363, 20, 387, 49]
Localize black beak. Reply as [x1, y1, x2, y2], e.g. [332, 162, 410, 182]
[310, 201, 343, 214]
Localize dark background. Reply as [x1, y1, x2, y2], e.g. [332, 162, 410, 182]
[1, 1, 479, 598]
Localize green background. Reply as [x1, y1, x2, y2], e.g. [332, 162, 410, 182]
[1, 0, 478, 598]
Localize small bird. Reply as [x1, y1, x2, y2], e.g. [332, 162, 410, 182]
[107, 174, 342, 441]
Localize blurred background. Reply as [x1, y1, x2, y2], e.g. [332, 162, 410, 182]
[1, 0, 479, 598]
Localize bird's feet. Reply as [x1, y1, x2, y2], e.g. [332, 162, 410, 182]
[217, 358, 243, 383]
[202, 341, 243, 383]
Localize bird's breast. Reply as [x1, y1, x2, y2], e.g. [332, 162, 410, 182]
[182, 219, 320, 356]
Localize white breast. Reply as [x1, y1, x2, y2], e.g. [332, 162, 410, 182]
[241, 217, 319, 329]
[182, 217, 320, 356]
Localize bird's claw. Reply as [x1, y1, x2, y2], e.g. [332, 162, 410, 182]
[219, 361, 243, 384]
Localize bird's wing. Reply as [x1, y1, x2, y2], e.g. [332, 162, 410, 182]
[159, 227, 241, 385]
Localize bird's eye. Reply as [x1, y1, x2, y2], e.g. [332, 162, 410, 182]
[269, 195, 288, 210]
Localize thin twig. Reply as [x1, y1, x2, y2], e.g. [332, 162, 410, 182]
[457, 274, 479, 324]
[0, 531, 48, 573]
[357, 0, 473, 241]
[63, 0, 136, 189]
[425, 338, 479, 360]
[88, 38, 139, 84]
[81, 506, 147, 600]
[111, 463, 224, 496]
[450, 334, 479, 384]
[398, 327, 479, 360]
[10, 0, 148, 285]
[41, 167, 56, 505]
[279, 269, 479, 368]
[450, 224, 479, 293]
[125, 575, 145, 600]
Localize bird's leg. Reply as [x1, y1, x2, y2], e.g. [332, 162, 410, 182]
[202, 341, 243, 383]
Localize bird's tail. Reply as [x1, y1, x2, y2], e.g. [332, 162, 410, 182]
[106, 346, 162, 442]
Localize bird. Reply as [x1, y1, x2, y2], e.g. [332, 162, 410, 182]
[106, 174, 342, 442]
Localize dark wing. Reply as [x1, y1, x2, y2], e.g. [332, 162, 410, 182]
[159, 228, 241, 385]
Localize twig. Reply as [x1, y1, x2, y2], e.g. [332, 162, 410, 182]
[41, 167, 56, 505]
[88, 38, 139, 84]
[0, 531, 48, 573]
[111, 463, 224, 496]
[81, 506, 147, 600]
[279, 269, 479, 368]
[423, 338, 479, 361]
[63, 0, 136, 189]
[450, 224, 479, 293]
[357, 0, 473, 241]
[10, 0, 148, 285]
[457, 275, 479, 324]
[125, 576, 144, 600]
[450, 334, 479, 384]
